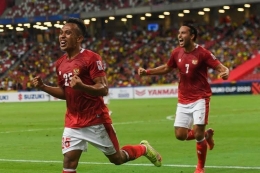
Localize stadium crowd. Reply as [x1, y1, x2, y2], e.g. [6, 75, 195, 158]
[0, 1, 260, 91]
[3, 0, 208, 18]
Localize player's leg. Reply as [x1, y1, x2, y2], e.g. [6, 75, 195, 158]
[139, 140, 162, 167]
[174, 105, 194, 141]
[106, 140, 162, 167]
[62, 128, 87, 173]
[205, 128, 214, 150]
[89, 123, 162, 166]
[193, 98, 211, 173]
[62, 150, 82, 173]
[193, 124, 207, 173]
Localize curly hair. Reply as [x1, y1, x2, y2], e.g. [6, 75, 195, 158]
[66, 17, 87, 37]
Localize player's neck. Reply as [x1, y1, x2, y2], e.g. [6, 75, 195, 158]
[66, 48, 82, 59]
[184, 43, 196, 53]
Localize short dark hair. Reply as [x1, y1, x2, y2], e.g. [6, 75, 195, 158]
[182, 23, 197, 41]
[66, 17, 87, 37]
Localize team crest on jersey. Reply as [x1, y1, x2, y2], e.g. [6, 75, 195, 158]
[73, 68, 80, 75]
[96, 60, 104, 70]
[192, 59, 198, 65]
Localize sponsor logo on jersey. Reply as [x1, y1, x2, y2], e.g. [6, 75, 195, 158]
[73, 68, 80, 75]
[192, 59, 198, 65]
[96, 60, 104, 70]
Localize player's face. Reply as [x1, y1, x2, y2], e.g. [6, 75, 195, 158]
[59, 23, 81, 52]
[178, 26, 194, 48]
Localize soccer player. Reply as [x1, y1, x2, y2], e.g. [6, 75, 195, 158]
[31, 17, 162, 173]
[138, 24, 229, 173]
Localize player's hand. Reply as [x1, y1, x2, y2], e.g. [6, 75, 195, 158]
[138, 67, 147, 76]
[219, 69, 229, 80]
[31, 76, 45, 89]
[70, 75, 83, 89]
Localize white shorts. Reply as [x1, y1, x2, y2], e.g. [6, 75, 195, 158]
[174, 98, 210, 129]
[103, 95, 110, 105]
[62, 124, 119, 155]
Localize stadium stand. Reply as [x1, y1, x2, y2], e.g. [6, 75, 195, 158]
[4, 0, 72, 18]
[0, 0, 259, 90]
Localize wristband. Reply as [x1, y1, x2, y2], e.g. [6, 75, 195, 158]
[146, 69, 151, 75]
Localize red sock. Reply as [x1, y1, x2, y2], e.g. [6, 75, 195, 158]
[62, 169, 76, 173]
[121, 144, 146, 161]
[186, 129, 195, 140]
[196, 138, 207, 169]
[187, 130, 208, 140]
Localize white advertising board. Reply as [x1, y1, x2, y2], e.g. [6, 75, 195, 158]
[109, 87, 133, 99]
[0, 85, 178, 103]
[0, 91, 61, 102]
[133, 85, 178, 98]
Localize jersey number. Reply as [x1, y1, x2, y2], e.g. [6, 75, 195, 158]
[185, 64, 189, 73]
[63, 72, 73, 86]
[62, 137, 71, 149]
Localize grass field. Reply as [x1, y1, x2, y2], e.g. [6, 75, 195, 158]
[0, 95, 259, 173]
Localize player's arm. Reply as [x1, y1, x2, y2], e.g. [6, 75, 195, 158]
[70, 75, 108, 96]
[138, 64, 173, 76]
[31, 76, 66, 99]
[215, 63, 229, 80]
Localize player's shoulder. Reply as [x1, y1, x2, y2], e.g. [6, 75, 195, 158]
[81, 49, 99, 57]
[196, 44, 217, 60]
[81, 49, 102, 60]
[171, 46, 183, 56]
[173, 46, 183, 53]
[196, 44, 211, 54]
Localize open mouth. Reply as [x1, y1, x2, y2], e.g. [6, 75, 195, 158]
[60, 40, 67, 47]
[179, 38, 184, 46]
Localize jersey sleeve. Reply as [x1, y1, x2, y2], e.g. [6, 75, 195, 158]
[88, 54, 106, 79]
[204, 50, 221, 69]
[167, 49, 178, 68]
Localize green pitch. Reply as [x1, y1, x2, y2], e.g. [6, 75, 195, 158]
[0, 95, 259, 173]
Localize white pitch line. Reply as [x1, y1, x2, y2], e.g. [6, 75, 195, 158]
[0, 128, 62, 134]
[0, 120, 168, 134]
[0, 159, 259, 170]
[0, 122, 144, 134]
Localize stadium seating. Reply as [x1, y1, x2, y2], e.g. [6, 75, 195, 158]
[4, 0, 72, 18]
[3, 0, 210, 18]
[0, 1, 260, 90]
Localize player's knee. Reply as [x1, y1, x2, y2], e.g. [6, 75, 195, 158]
[194, 126, 206, 140]
[175, 129, 187, 141]
[108, 154, 125, 165]
[175, 131, 187, 141]
[175, 134, 186, 141]
[194, 133, 205, 141]
[109, 158, 124, 165]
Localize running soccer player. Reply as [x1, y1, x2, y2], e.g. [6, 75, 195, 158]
[138, 23, 229, 173]
[31, 17, 162, 173]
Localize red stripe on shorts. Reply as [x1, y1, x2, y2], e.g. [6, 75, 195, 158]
[103, 123, 120, 152]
